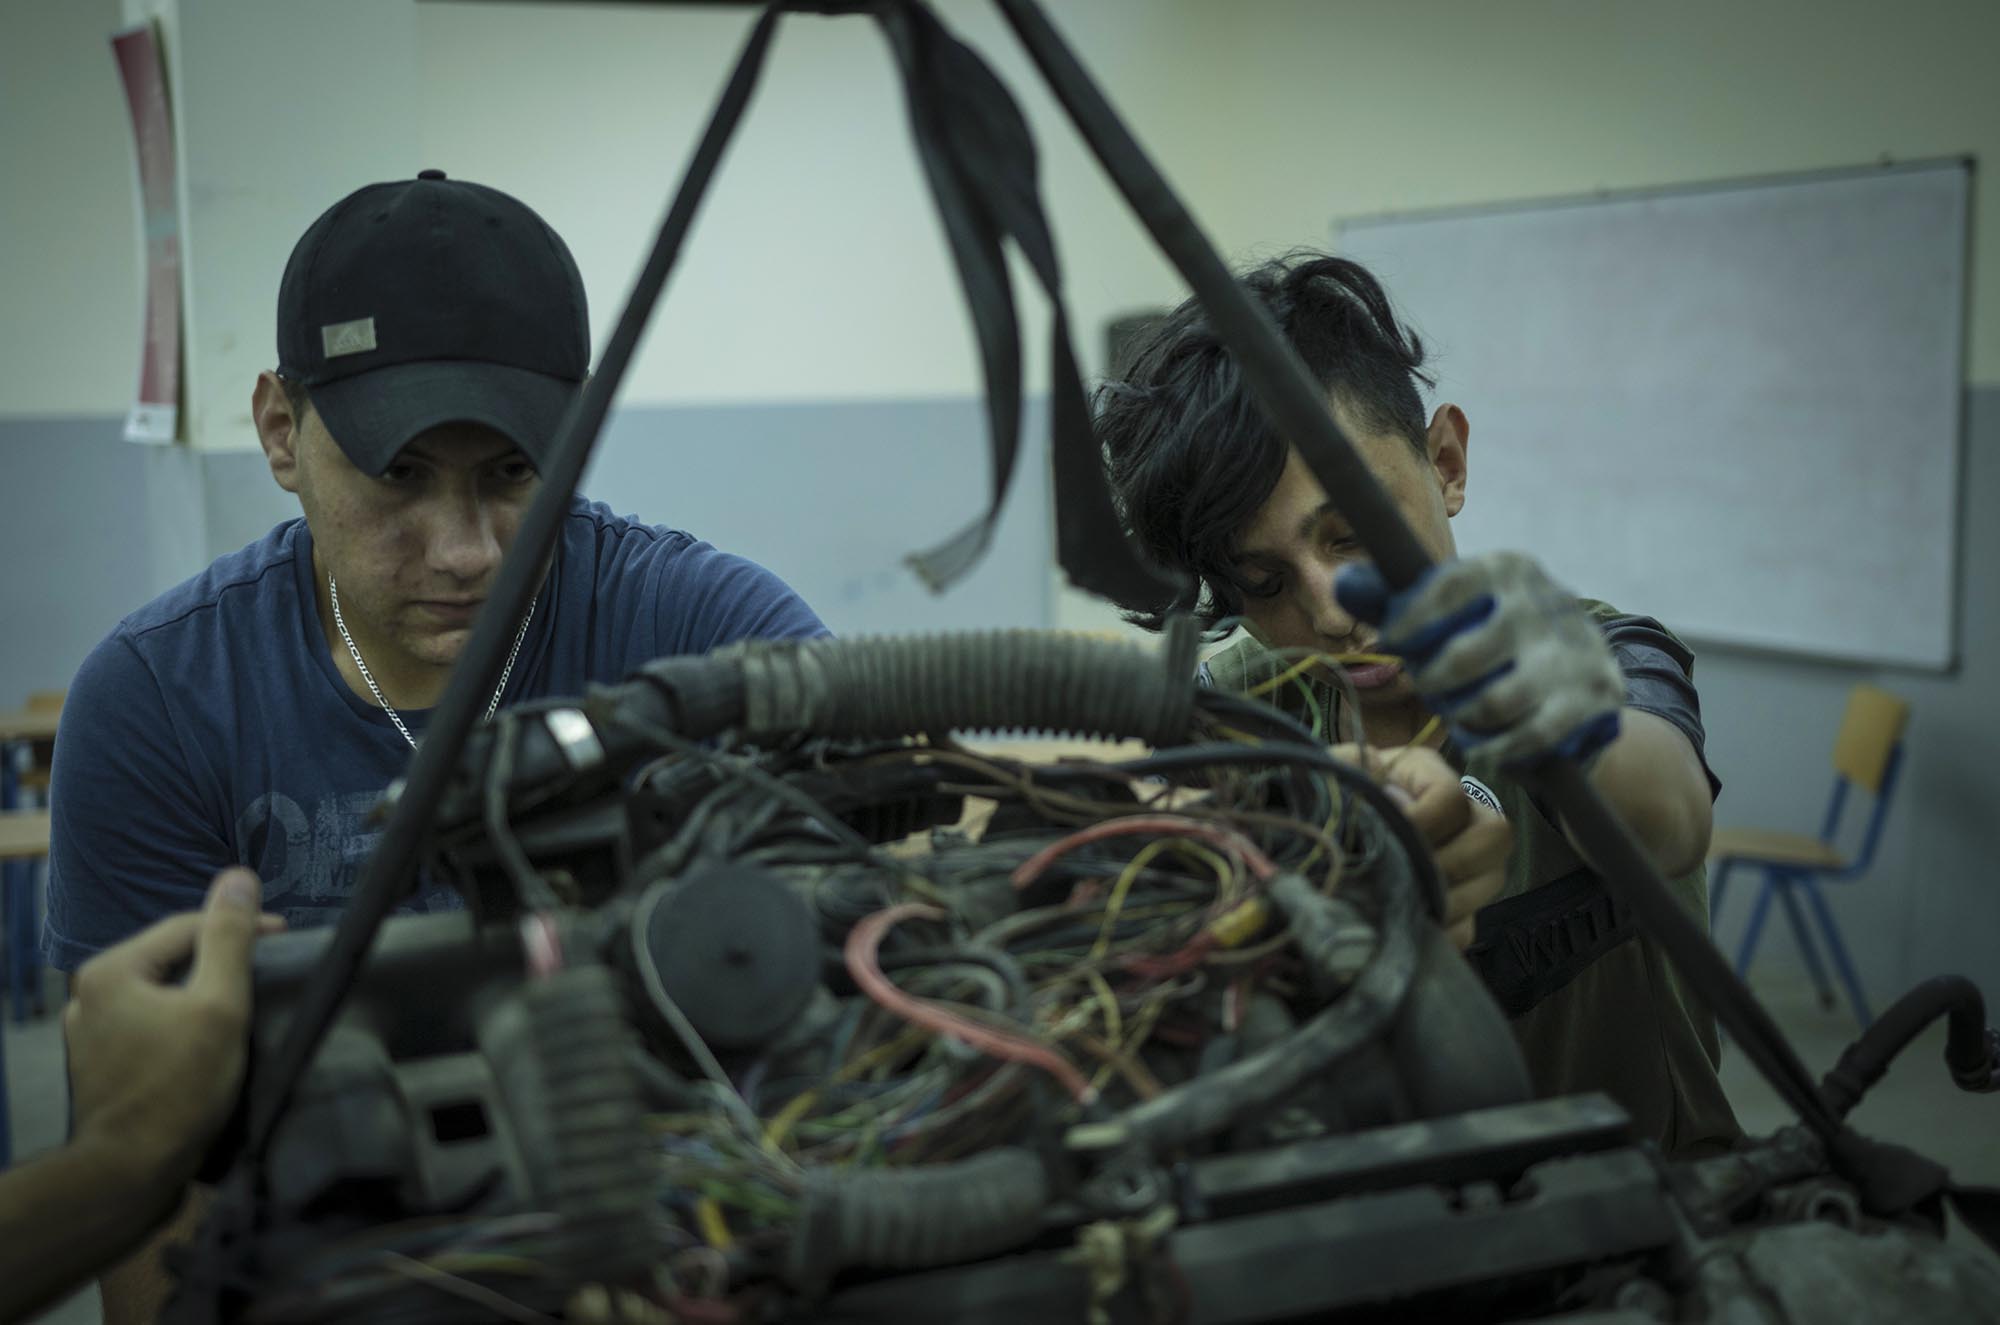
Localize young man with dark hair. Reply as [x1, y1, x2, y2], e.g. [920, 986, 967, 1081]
[1099, 251, 1739, 1158]
[43, 170, 827, 1320]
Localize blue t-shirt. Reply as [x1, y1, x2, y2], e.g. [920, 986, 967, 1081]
[43, 496, 826, 970]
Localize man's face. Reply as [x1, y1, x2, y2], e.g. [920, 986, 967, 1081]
[1231, 399, 1468, 716]
[285, 404, 542, 675]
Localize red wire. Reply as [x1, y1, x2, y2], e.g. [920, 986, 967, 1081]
[1119, 934, 1215, 981]
[845, 902, 1098, 1105]
[1008, 814, 1277, 890]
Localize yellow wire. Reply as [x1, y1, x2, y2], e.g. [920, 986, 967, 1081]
[1082, 967, 1123, 1042]
[426, 1254, 547, 1277]
[1366, 713, 1447, 787]
[1176, 838, 1237, 904]
[1079, 986, 1171, 1098]
[694, 1197, 735, 1251]
[1091, 838, 1176, 960]
[1243, 652, 1337, 699]
[1297, 777, 1343, 876]
[1091, 837, 1235, 961]
[761, 1028, 927, 1153]
[1243, 651, 1401, 699]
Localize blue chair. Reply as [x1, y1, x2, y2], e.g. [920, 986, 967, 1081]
[1709, 684, 1909, 1027]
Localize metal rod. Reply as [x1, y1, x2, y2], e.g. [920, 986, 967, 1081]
[245, 1, 787, 1157]
[1534, 761, 1838, 1134]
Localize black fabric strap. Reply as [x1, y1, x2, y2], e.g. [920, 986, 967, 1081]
[1465, 868, 1637, 1019]
[875, 4, 1184, 606]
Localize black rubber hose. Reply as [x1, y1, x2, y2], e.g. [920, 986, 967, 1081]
[525, 965, 660, 1287]
[783, 1146, 1050, 1291]
[1820, 976, 2000, 1119]
[731, 622, 1201, 747]
[1112, 851, 1421, 1152]
[556, 625, 1197, 793]
[1267, 871, 1378, 998]
[615, 652, 750, 743]
[625, 1045, 710, 1113]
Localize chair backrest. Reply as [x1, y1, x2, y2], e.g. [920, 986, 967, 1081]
[1816, 684, 1909, 871]
[21, 689, 64, 785]
[1831, 685, 1910, 795]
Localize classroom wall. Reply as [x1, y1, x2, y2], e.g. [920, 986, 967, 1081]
[1700, 387, 2000, 1015]
[411, 0, 1213, 407]
[189, 397, 1055, 638]
[0, 0, 1184, 688]
[0, 0, 141, 417]
[1057, 0, 2000, 630]
[2, 0, 1995, 1008]
[1189, 0, 2000, 379]
[0, 0, 1213, 420]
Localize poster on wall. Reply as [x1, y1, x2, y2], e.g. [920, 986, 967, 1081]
[112, 21, 181, 445]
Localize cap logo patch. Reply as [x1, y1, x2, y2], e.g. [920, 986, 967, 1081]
[321, 317, 378, 358]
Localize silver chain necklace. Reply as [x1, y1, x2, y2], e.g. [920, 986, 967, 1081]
[328, 573, 536, 750]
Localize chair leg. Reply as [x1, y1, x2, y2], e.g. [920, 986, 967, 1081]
[1795, 874, 1872, 1027]
[29, 855, 46, 1016]
[1709, 858, 1735, 928]
[2, 857, 20, 1024]
[1773, 873, 1836, 1011]
[12, 858, 32, 1023]
[0, 980, 10, 1167]
[1735, 872, 1778, 982]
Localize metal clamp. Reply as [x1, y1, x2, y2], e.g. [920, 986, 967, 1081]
[545, 707, 605, 773]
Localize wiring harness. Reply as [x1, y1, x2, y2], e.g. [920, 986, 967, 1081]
[177, 629, 2000, 1325]
[194, 628, 1529, 1323]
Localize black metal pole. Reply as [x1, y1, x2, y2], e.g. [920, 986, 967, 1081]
[245, 1, 788, 1157]
[991, 1, 1429, 592]
[992, 0, 1843, 1142]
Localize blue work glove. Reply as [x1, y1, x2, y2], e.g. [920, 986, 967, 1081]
[1334, 551, 1623, 770]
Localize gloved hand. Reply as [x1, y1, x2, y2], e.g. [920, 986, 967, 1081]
[1334, 551, 1624, 769]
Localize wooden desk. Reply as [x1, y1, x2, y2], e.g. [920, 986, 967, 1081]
[0, 707, 60, 743]
[0, 811, 52, 862]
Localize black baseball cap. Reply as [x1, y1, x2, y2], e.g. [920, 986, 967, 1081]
[276, 170, 589, 475]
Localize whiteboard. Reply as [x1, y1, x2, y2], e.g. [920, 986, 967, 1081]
[1336, 161, 1968, 670]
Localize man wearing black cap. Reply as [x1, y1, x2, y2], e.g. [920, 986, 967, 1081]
[42, 172, 826, 1319]
[48, 168, 824, 958]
